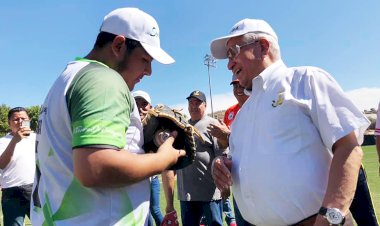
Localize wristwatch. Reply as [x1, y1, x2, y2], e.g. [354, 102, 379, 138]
[318, 207, 345, 225]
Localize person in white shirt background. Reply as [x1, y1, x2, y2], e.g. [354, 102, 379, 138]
[0, 107, 35, 226]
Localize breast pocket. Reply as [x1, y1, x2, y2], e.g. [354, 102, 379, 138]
[259, 92, 312, 154]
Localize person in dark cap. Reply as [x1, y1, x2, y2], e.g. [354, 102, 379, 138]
[167, 90, 227, 226]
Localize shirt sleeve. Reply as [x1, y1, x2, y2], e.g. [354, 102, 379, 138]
[223, 109, 229, 126]
[0, 136, 9, 155]
[305, 67, 370, 149]
[66, 65, 133, 149]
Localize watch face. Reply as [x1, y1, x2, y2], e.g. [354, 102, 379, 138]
[326, 208, 344, 224]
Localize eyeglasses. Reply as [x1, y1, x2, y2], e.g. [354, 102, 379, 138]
[227, 40, 258, 60]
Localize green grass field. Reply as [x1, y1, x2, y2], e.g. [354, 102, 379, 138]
[1, 145, 379, 225]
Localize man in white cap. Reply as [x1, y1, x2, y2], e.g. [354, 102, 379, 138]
[132, 90, 163, 226]
[210, 18, 369, 225]
[31, 8, 185, 226]
[133, 90, 153, 121]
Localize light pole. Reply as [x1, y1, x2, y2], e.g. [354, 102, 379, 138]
[204, 54, 217, 118]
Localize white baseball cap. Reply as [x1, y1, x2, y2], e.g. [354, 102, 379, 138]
[132, 90, 152, 104]
[210, 18, 278, 59]
[100, 8, 175, 64]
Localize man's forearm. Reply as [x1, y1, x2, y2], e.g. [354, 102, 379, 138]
[162, 170, 176, 213]
[322, 133, 363, 213]
[73, 148, 174, 188]
[217, 136, 229, 149]
[0, 139, 18, 169]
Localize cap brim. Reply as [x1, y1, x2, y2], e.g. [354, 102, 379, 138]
[141, 43, 175, 65]
[186, 96, 206, 102]
[210, 32, 246, 59]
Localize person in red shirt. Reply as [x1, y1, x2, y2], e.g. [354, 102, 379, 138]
[224, 74, 249, 128]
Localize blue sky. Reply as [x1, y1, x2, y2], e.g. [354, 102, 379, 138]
[1, 1, 379, 112]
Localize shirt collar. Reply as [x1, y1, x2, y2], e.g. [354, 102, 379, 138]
[252, 59, 285, 91]
[243, 89, 252, 96]
[74, 57, 109, 68]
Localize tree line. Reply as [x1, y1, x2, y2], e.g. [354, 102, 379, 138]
[0, 104, 40, 137]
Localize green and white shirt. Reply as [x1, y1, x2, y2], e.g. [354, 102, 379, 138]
[31, 59, 150, 226]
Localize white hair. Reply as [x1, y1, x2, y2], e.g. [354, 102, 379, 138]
[241, 32, 281, 60]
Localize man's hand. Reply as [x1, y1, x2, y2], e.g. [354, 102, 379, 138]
[211, 156, 232, 199]
[207, 120, 230, 140]
[207, 120, 230, 149]
[13, 127, 31, 143]
[156, 131, 186, 169]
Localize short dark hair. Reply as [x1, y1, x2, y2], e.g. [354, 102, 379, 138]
[8, 107, 28, 120]
[94, 32, 142, 54]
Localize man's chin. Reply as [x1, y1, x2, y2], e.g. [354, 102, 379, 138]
[127, 82, 135, 91]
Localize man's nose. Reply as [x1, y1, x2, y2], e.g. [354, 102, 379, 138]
[145, 63, 152, 76]
[227, 58, 235, 71]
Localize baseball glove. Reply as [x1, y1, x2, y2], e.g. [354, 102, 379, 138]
[142, 104, 203, 170]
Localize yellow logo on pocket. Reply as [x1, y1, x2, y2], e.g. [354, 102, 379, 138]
[272, 92, 284, 108]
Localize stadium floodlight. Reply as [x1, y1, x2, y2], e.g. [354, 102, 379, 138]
[203, 54, 217, 118]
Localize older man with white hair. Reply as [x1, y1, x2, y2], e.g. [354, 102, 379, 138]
[210, 18, 369, 226]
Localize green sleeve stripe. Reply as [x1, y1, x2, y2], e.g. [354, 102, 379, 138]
[72, 119, 126, 148]
[42, 193, 56, 226]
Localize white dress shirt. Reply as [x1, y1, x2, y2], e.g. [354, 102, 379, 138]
[230, 60, 369, 225]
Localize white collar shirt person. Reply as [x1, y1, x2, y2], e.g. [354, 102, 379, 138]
[209, 19, 369, 226]
[0, 107, 35, 226]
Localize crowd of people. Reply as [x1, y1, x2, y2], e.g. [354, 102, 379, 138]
[0, 6, 379, 226]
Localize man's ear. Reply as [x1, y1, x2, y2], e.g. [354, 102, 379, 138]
[258, 39, 270, 56]
[111, 35, 126, 57]
[253, 39, 270, 60]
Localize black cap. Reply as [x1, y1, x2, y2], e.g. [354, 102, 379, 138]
[186, 90, 206, 102]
